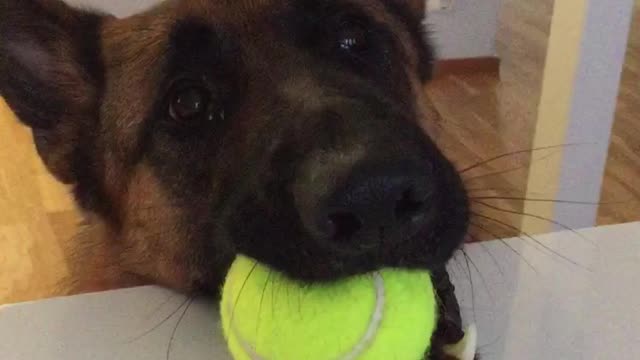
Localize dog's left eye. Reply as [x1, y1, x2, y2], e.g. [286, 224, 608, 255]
[169, 86, 210, 121]
[336, 22, 369, 53]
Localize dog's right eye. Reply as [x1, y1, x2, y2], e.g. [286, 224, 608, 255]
[337, 22, 369, 53]
[169, 86, 211, 121]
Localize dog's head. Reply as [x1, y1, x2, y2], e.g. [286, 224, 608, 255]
[0, 0, 468, 292]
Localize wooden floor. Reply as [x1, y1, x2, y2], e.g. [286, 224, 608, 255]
[0, 99, 79, 304]
[428, 0, 640, 240]
[426, 0, 552, 240]
[1, 0, 639, 305]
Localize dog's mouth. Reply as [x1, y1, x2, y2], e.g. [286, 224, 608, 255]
[224, 151, 469, 284]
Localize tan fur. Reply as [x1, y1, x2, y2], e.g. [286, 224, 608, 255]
[63, 166, 196, 293]
[119, 166, 196, 289]
[101, 14, 171, 158]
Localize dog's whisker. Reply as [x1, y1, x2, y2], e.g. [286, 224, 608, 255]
[256, 269, 273, 339]
[462, 147, 562, 183]
[230, 261, 259, 330]
[462, 248, 492, 302]
[471, 212, 585, 268]
[472, 200, 596, 246]
[127, 296, 191, 343]
[463, 162, 529, 183]
[271, 274, 279, 320]
[470, 196, 611, 205]
[460, 249, 477, 325]
[466, 233, 505, 277]
[465, 187, 521, 195]
[166, 297, 194, 360]
[468, 223, 538, 273]
[451, 252, 468, 279]
[458, 143, 586, 174]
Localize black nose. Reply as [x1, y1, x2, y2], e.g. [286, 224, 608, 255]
[318, 166, 434, 249]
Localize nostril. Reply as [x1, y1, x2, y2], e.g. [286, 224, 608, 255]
[327, 211, 363, 241]
[394, 187, 427, 221]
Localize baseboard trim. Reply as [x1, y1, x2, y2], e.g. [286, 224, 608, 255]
[433, 57, 501, 78]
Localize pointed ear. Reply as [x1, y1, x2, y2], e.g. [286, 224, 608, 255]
[0, 0, 108, 183]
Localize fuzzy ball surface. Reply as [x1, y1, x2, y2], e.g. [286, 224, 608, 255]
[221, 255, 437, 360]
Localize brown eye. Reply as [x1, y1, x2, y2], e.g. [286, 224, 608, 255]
[169, 86, 210, 120]
[337, 24, 369, 52]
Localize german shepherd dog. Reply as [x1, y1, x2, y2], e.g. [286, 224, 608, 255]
[0, 0, 473, 358]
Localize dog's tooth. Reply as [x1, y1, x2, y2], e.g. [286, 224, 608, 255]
[442, 324, 477, 360]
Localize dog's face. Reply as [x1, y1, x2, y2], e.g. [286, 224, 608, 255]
[1, 0, 468, 293]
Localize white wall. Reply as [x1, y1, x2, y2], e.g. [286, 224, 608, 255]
[426, 0, 501, 59]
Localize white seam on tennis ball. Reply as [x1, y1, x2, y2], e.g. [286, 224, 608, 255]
[226, 271, 386, 360]
[338, 271, 385, 360]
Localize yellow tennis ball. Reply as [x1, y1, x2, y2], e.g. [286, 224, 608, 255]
[221, 255, 437, 360]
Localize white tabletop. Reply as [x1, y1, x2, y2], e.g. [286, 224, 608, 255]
[1, 222, 639, 360]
